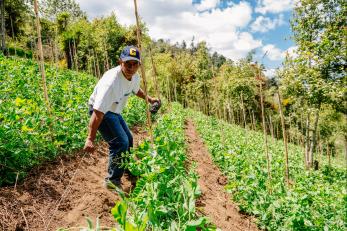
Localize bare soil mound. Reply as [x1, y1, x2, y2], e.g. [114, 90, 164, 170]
[0, 126, 147, 231]
[185, 120, 259, 231]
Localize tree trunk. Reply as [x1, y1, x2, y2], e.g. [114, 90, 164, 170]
[308, 109, 320, 168]
[240, 93, 247, 129]
[327, 142, 331, 167]
[305, 112, 311, 168]
[104, 42, 110, 70]
[252, 110, 256, 130]
[0, 0, 6, 54]
[93, 52, 97, 77]
[73, 39, 78, 72]
[10, 15, 17, 56]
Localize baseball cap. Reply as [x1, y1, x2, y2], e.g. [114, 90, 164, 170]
[120, 46, 140, 62]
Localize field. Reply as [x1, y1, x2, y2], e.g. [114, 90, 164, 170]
[1, 56, 345, 230]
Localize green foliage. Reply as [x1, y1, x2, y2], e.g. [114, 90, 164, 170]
[190, 109, 347, 231]
[40, 0, 86, 21]
[113, 103, 216, 230]
[0, 55, 146, 186]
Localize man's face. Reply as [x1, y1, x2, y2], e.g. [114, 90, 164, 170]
[121, 60, 140, 79]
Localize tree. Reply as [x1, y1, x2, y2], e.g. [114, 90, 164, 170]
[281, 0, 347, 168]
[40, 0, 86, 21]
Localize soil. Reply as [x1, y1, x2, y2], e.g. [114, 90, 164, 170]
[185, 119, 259, 231]
[0, 126, 147, 231]
[1, 121, 260, 231]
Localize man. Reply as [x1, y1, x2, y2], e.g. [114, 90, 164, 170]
[83, 45, 158, 190]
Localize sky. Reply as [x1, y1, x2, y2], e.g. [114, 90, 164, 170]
[75, 0, 298, 77]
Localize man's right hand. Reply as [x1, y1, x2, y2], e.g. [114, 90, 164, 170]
[83, 138, 95, 153]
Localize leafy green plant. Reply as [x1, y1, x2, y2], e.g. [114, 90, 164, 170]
[189, 109, 346, 231]
[113, 103, 216, 230]
[0, 55, 147, 186]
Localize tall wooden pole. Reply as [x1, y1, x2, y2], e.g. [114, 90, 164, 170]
[34, 0, 51, 112]
[133, 0, 154, 146]
[277, 91, 289, 186]
[258, 66, 272, 185]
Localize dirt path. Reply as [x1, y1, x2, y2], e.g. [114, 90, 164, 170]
[185, 120, 259, 231]
[0, 126, 147, 231]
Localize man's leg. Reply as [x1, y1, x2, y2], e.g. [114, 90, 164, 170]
[98, 112, 129, 183]
[117, 114, 133, 150]
[116, 114, 135, 176]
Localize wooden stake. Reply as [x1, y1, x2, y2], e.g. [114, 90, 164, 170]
[34, 0, 51, 112]
[258, 66, 272, 185]
[133, 0, 154, 146]
[277, 91, 289, 186]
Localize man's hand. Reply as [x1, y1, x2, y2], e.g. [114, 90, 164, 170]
[84, 109, 104, 153]
[84, 138, 95, 153]
[148, 97, 160, 105]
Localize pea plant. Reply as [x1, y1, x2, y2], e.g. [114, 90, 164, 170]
[112, 103, 215, 230]
[189, 109, 346, 231]
[0, 55, 146, 186]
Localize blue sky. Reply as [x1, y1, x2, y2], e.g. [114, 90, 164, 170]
[76, 0, 298, 77]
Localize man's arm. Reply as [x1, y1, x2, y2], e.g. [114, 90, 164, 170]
[83, 109, 104, 153]
[136, 88, 156, 104]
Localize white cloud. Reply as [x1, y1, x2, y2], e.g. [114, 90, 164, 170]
[262, 44, 285, 61]
[255, 0, 297, 14]
[195, 0, 220, 11]
[284, 46, 298, 58]
[264, 68, 277, 78]
[251, 14, 285, 33]
[76, 0, 261, 61]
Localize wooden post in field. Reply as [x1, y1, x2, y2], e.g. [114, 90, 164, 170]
[34, 0, 51, 112]
[257, 65, 272, 185]
[134, 0, 154, 146]
[277, 91, 289, 186]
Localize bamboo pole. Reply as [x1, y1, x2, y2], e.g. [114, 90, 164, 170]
[258, 67, 272, 185]
[133, 0, 154, 146]
[277, 91, 289, 186]
[34, 0, 51, 112]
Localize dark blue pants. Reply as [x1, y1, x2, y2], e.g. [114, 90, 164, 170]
[90, 110, 133, 181]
